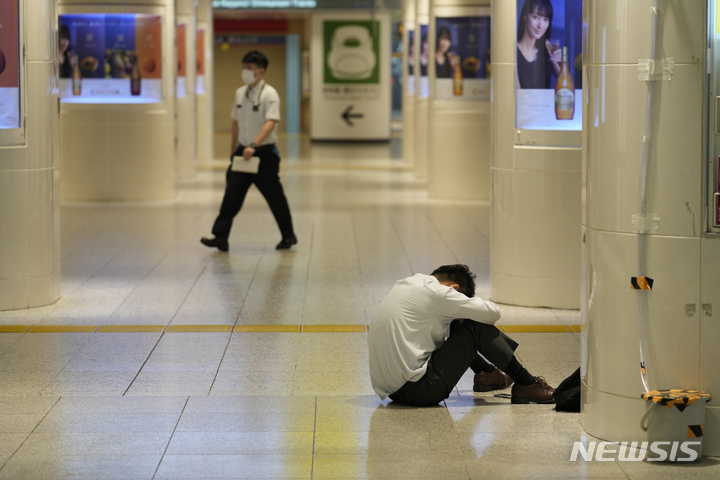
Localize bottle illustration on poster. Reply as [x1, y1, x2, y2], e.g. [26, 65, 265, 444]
[514, 0, 582, 131]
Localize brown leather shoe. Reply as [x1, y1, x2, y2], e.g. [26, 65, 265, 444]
[473, 366, 513, 392]
[511, 376, 555, 404]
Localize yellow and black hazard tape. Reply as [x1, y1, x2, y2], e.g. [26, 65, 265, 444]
[641, 389, 711, 412]
[631, 276, 654, 290]
[688, 424, 705, 438]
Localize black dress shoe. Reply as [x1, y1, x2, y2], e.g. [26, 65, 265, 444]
[276, 234, 297, 250]
[200, 236, 229, 252]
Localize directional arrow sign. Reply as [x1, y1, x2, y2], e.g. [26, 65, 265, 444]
[341, 105, 364, 126]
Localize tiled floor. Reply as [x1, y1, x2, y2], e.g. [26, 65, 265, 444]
[1, 134, 718, 478]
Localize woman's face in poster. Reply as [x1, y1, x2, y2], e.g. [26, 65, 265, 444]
[437, 35, 451, 54]
[59, 35, 70, 54]
[524, 8, 550, 41]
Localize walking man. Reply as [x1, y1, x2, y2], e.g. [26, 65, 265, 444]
[202, 50, 297, 252]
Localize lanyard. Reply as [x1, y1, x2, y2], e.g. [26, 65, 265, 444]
[246, 82, 265, 111]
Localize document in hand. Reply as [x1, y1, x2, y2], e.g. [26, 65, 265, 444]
[231, 156, 260, 174]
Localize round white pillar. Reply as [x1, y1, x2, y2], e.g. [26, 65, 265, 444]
[490, 0, 581, 308]
[196, 0, 213, 164]
[414, 0, 430, 179]
[428, 0, 491, 200]
[59, 0, 176, 201]
[0, 0, 60, 310]
[176, 0, 197, 178]
[402, 0, 416, 168]
[581, 0, 720, 457]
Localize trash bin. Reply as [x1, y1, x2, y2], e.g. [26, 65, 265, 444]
[640, 389, 711, 462]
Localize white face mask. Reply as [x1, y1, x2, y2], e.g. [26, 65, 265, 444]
[242, 68, 256, 85]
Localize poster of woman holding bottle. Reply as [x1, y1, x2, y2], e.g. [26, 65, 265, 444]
[433, 16, 491, 101]
[515, 0, 582, 130]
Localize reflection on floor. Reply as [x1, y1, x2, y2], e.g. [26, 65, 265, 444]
[1, 136, 717, 478]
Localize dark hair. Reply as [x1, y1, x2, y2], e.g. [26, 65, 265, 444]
[517, 0, 554, 44]
[242, 50, 269, 70]
[436, 26, 452, 48]
[431, 264, 477, 298]
[59, 25, 70, 41]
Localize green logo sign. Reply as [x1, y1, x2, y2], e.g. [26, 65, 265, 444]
[323, 20, 380, 84]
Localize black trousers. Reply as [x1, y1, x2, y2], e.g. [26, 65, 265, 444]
[389, 320, 518, 406]
[212, 145, 294, 240]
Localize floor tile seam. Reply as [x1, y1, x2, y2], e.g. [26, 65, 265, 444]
[230, 254, 263, 333]
[0, 396, 62, 473]
[122, 326, 173, 396]
[151, 396, 190, 480]
[166, 264, 209, 331]
[105, 249, 166, 323]
[386, 208, 421, 276]
[311, 396, 318, 479]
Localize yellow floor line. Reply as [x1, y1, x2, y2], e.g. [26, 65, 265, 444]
[165, 325, 234, 333]
[235, 325, 301, 333]
[29, 325, 98, 333]
[301, 325, 368, 333]
[97, 325, 166, 333]
[567, 325, 582, 333]
[501, 325, 572, 333]
[0, 325, 31, 333]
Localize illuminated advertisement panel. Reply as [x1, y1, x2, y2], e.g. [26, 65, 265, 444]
[0, 0, 20, 128]
[59, 14, 163, 104]
[434, 15, 490, 101]
[418, 23, 428, 98]
[196, 28, 205, 94]
[176, 23, 186, 97]
[515, 0, 582, 130]
[406, 28, 415, 94]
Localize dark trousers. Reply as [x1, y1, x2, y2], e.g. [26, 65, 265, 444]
[212, 145, 294, 240]
[389, 320, 518, 406]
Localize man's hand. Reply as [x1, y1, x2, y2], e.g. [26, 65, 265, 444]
[243, 146, 256, 160]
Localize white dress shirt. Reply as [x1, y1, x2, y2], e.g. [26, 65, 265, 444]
[368, 273, 501, 399]
[230, 80, 281, 147]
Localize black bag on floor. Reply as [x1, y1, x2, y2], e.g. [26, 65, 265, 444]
[553, 367, 581, 412]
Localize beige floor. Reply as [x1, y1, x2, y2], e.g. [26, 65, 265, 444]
[1, 135, 717, 478]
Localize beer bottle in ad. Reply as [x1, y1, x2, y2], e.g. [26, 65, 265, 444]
[131, 58, 142, 96]
[72, 55, 82, 96]
[554, 46, 574, 120]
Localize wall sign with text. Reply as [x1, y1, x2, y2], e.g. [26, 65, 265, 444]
[0, 0, 20, 128]
[515, 0, 582, 131]
[59, 14, 163, 104]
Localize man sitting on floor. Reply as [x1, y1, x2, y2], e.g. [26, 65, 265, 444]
[368, 264, 555, 406]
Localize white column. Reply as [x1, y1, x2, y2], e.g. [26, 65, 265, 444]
[581, 0, 720, 456]
[195, 0, 213, 164]
[428, 0, 490, 200]
[402, 0, 416, 167]
[0, 0, 60, 309]
[414, 0, 429, 178]
[490, 0, 581, 308]
[176, 0, 197, 178]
